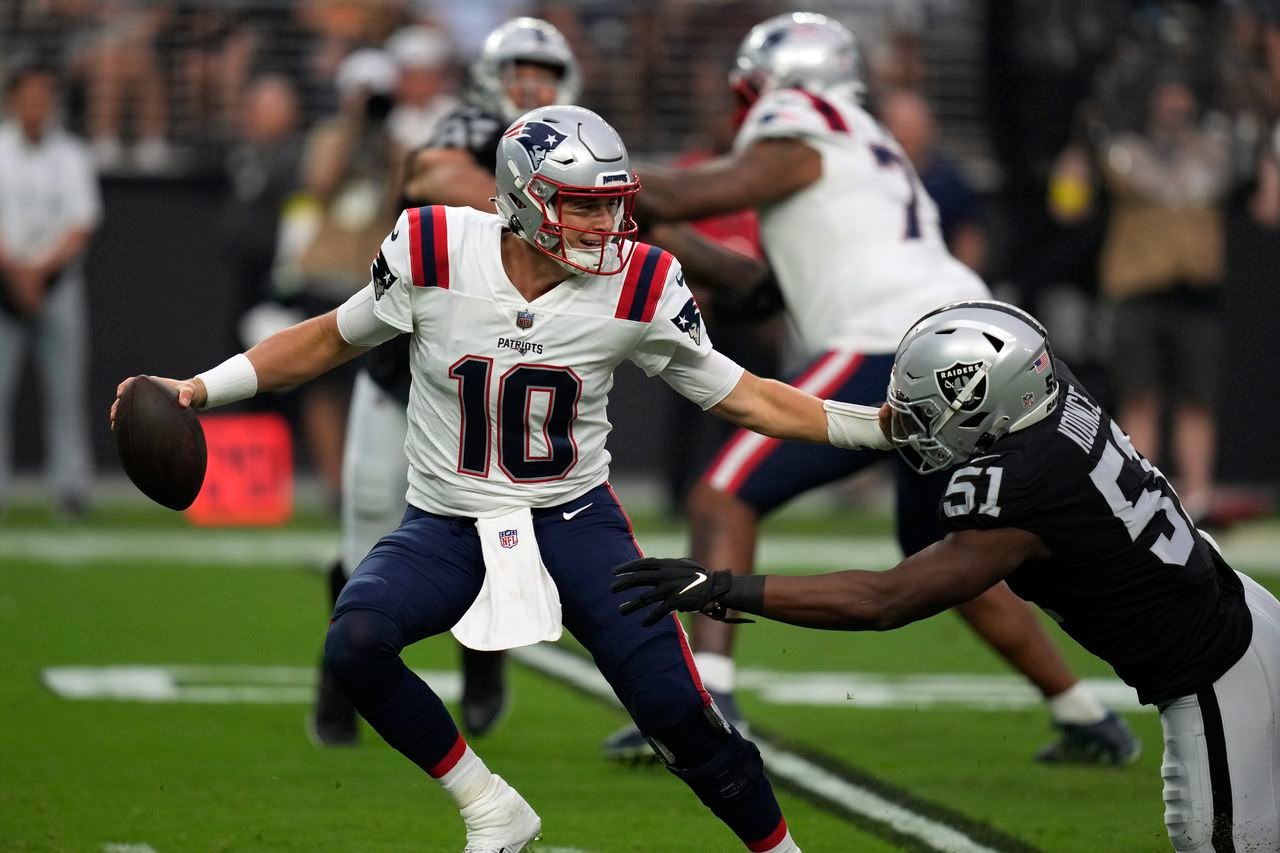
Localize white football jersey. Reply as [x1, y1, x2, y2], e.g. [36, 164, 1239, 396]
[734, 88, 988, 356]
[369, 205, 741, 516]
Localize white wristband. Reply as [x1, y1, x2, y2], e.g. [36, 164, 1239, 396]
[824, 399, 892, 451]
[195, 353, 258, 409]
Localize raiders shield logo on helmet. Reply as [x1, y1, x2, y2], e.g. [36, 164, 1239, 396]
[506, 120, 568, 171]
[934, 361, 987, 412]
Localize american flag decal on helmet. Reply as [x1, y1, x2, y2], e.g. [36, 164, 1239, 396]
[1032, 351, 1050, 374]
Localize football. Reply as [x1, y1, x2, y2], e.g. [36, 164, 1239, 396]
[113, 376, 207, 510]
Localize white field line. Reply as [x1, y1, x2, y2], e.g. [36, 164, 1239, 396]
[7, 527, 1280, 575]
[42, 665, 459, 703]
[102, 845, 157, 853]
[510, 644, 1005, 853]
[40, 663, 1149, 713]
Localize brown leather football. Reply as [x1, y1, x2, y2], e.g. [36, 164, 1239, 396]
[113, 376, 207, 510]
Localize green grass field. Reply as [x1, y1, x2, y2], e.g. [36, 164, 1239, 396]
[3, 504, 1277, 852]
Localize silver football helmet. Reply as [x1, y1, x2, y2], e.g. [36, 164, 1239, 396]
[494, 105, 640, 276]
[469, 18, 582, 123]
[730, 12, 864, 109]
[887, 301, 1061, 474]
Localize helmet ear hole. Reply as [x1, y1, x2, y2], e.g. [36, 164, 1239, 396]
[982, 333, 1005, 352]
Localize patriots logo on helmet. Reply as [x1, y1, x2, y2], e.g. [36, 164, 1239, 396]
[670, 297, 703, 346]
[509, 121, 568, 170]
[371, 250, 397, 300]
[934, 362, 987, 412]
[761, 28, 789, 50]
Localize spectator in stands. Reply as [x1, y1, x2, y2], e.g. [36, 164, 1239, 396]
[385, 25, 458, 149]
[288, 48, 403, 504]
[222, 75, 304, 352]
[1252, 119, 1280, 227]
[77, 0, 173, 172]
[1098, 76, 1231, 521]
[0, 63, 101, 516]
[880, 88, 989, 275]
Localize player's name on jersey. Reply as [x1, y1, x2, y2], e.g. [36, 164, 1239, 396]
[1057, 385, 1102, 453]
[497, 337, 544, 356]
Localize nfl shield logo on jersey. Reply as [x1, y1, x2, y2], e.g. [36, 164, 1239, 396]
[935, 361, 987, 412]
[499, 529, 519, 549]
[516, 309, 535, 330]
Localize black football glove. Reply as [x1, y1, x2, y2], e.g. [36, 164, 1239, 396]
[612, 557, 752, 627]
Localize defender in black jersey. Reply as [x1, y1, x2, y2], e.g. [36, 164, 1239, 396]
[615, 301, 1280, 850]
[310, 17, 583, 746]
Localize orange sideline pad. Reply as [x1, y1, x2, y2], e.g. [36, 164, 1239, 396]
[186, 413, 293, 526]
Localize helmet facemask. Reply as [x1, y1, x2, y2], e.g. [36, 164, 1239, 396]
[887, 300, 1064, 475]
[520, 174, 640, 276]
[496, 60, 574, 122]
[888, 362, 993, 475]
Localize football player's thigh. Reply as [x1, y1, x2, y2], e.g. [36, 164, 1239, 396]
[894, 457, 950, 557]
[336, 508, 485, 646]
[536, 485, 705, 719]
[341, 372, 411, 572]
[1221, 575, 1280, 846]
[1160, 581, 1280, 851]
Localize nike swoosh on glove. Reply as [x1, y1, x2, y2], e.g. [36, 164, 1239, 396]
[611, 557, 748, 627]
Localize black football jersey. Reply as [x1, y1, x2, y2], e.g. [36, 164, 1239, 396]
[365, 106, 506, 401]
[940, 362, 1251, 706]
[422, 104, 506, 175]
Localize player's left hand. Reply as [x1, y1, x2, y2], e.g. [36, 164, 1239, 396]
[612, 557, 745, 627]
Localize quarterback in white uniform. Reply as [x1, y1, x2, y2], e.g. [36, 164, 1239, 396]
[619, 11, 1139, 766]
[111, 105, 893, 852]
[313, 17, 587, 745]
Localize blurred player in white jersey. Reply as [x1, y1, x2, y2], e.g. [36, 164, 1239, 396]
[311, 16, 583, 748]
[112, 104, 901, 852]
[606, 12, 1139, 766]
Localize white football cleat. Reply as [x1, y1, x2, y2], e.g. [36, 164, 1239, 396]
[460, 774, 541, 853]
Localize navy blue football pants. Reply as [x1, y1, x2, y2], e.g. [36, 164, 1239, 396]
[324, 482, 787, 847]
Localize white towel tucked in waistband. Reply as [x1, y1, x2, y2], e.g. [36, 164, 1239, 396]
[451, 507, 562, 651]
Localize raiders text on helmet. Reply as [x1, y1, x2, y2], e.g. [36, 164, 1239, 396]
[494, 105, 640, 276]
[469, 18, 582, 123]
[887, 301, 1061, 474]
[730, 12, 864, 109]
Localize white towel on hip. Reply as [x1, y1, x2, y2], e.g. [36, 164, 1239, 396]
[451, 508, 563, 651]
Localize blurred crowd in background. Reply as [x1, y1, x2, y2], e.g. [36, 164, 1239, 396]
[2, 0, 1279, 523]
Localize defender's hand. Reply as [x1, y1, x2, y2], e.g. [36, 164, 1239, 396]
[612, 557, 743, 627]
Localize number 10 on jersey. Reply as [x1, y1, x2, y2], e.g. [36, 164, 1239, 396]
[450, 355, 583, 483]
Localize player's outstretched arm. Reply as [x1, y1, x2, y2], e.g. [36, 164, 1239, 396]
[614, 528, 1046, 631]
[709, 371, 891, 450]
[637, 139, 821, 223]
[110, 310, 370, 425]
